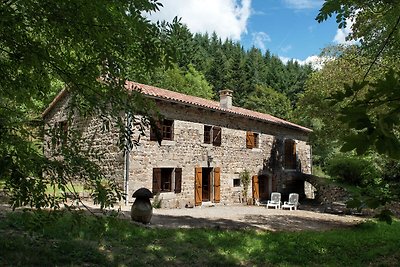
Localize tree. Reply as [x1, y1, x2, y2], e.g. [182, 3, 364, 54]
[243, 85, 292, 120]
[0, 0, 173, 209]
[317, 1, 400, 159]
[151, 64, 215, 99]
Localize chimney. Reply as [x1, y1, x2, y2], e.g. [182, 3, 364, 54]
[219, 89, 233, 109]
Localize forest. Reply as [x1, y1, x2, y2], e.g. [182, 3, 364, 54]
[0, 0, 399, 218]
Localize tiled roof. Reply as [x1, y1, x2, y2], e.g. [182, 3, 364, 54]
[126, 81, 312, 133]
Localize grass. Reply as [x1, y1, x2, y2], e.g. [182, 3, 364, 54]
[0, 210, 399, 267]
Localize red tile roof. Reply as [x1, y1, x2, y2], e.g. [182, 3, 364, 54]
[43, 81, 311, 133]
[126, 81, 312, 133]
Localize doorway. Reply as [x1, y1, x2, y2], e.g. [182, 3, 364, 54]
[258, 175, 270, 201]
[202, 168, 212, 201]
[195, 167, 220, 206]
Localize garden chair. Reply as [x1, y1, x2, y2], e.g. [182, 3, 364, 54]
[282, 193, 299, 210]
[266, 192, 281, 209]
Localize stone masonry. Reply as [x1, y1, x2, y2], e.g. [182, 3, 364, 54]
[43, 83, 312, 208]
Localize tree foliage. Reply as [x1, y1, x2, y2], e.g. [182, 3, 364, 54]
[243, 85, 292, 120]
[317, 0, 400, 159]
[151, 64, 215, 99]
[0, 0, 173, 209]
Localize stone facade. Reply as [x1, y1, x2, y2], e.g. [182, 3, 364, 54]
[43, 84, 312, 208]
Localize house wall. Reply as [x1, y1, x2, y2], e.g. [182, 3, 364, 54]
[43, 94, 125, 189]
[43, 94, 311, 208]
[128, 101, 311, 208]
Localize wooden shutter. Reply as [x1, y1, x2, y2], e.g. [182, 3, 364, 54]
[195, 167, 202, 206]
[212, 127, 221, 146]
[252, 175, 259, 200]
[246, 131, 254, 148]
[174, 168, 182, 193]
[213, 167, 220, 203]
[152, 168, 161, 194]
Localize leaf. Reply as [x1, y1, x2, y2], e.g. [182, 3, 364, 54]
[374, 209, 393, 225]
[346, 198, 362, 209]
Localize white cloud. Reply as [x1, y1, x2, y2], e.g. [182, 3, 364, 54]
[333, 18, 358, 45]
[252, 31, 271, 52]
[147, 0, 252, 40]
[283, 0, 323, 9]
[280, 45, 292, 53]
[279, 55, 332, 70]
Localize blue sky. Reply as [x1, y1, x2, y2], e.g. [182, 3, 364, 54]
[148, 0, 352, 65]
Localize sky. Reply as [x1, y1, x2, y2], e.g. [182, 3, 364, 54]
[148, 0, 354, 66]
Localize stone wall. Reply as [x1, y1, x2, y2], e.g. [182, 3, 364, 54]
[44, 93, 312, 208]
[128, 101, 312, 208]
[43, 93, 124, 188]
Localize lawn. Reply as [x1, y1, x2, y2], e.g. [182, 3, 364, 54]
[0, 209, 399, 266]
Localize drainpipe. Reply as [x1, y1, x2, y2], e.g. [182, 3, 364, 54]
[124, 112, 131, 206]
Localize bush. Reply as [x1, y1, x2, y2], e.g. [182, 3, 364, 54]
[326, 155, 380, 186]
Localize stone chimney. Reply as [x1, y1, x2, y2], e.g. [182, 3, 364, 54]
[219, 89, 233, 109]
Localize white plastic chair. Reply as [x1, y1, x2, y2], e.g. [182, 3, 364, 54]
[282, 193, 299, 210]
[266, 192, 281, 209]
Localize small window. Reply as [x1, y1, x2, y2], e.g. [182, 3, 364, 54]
[204, 125, 222, 146]
[204, 125, 212, 144]
[284, 139, 297, 169]
[233, 178, 241, 187]
[152, 168, 182, 194]
[150, 119, 174, 142]
[246, 131, 259, 149]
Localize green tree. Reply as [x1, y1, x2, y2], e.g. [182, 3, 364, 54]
[317, 0, 400, 159]
[0, 0, 173, 209]
[243, 85, 292, 119]
[151, 64, 214, 99]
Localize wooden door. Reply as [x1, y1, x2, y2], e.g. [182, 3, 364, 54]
[195, 167, 202, 206]
[213, 167, 220, 203]
[252, 175, 259, 200]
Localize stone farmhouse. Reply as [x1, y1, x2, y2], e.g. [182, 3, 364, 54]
[43, 81, 312, 208]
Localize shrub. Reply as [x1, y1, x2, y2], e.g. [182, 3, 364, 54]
[326, 155, 380, 186]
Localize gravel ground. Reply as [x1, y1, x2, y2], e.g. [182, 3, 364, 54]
[0, 199, 365, 232]
[118, 203, 365, 232]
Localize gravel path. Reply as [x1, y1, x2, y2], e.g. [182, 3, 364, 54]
[119, 204, 365, 232]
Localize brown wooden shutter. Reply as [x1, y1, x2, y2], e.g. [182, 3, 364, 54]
[212, 127, 221, 146]
[213, 167, 220, 203]
[174, 168, 182, 193]
[252, 175, 259, 200]
[246, 131, 254, 148]
[195, 167, 202, 206]
[152, 168, 161, 194]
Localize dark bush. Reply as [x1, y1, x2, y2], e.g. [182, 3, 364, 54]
[326, 155, 380, 186]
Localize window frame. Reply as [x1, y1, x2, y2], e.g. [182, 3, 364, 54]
[150, 119, 174, 142]
[152, 167, 182, 194]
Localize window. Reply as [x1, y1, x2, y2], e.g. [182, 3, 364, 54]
[152, 168, 182, 194]
[204, 125, 222, 146]
[246, 131, 259, 149]
[233, 178, 241, 187]
[204, 125, 212, 144]
[150, 119, 174, 141]
[284, 139, 297, 169]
